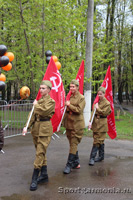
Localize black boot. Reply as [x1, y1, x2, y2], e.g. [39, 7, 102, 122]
[30, 168, 40, 191]
[89, 145, 98, 166]
[72, 151, 80, 169]
[37, 165, 48, 184]
[63, 153, 75, 174]
[95, 144, 104, 162]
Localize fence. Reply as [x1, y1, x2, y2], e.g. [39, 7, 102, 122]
[0, 100, 60, 140]
[0, 101, 33, 138]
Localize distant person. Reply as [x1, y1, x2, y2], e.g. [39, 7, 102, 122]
[88, 87, 111, 166]
[23, 80, 55, 191]
[62, 79, 86, 174]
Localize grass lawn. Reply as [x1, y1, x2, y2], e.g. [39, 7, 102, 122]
[0, 109, 29, 129]
[114, 113, 133, 140]
[85, 112, 133, 140]
[60, 112, 133, 140]
[0, 105, 133, 140]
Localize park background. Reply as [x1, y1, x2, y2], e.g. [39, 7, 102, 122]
[0, 0, 132, 102]
[0, 2, 133, 200]
[0, 0, 132, 140]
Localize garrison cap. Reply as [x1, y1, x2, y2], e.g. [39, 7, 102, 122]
[70, 79, 79, 86]
[98, 86, 106, 93]
[41, 80, 52, 89]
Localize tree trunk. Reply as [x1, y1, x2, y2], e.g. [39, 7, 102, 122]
[117, 1, 125, 104]
[13, 82, 19, 100]
[19, 0, 35, 98]
[109, 0, 115, 36]
[7, 81, 12, 102]
[41, 0, 45, 74]
[131, 26, 133, 103]
[84, 0, 94, 127]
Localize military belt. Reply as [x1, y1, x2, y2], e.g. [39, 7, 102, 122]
[66, 111, 73, 115]
[95, 114, 107, 118]
[36, 118, 50, 122]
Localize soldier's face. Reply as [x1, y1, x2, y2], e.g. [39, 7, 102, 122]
[40, 84, 50, 97]
[98, 91, 105, 100]
[70, 84, 78, 94]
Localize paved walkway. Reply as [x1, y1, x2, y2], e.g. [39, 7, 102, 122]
[0, 133, 133, 200]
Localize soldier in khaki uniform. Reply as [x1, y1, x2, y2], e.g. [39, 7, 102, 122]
[23, 80, 55, 191]
[88, 87, 111, 166]
[63, 79, 86, 174]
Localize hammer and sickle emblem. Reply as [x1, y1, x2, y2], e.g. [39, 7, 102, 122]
[50, 72, 61, 92]
[105, 78, 109, 90]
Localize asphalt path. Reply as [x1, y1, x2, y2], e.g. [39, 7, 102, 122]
[0, 133, 133, 200]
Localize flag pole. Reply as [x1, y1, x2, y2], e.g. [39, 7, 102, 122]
[0, 149, 5, 154]
[88, 107, 96, 131]
[53, 132, 60, 138]
[57, 106, 67, 132]
[22, 106, 34, 135]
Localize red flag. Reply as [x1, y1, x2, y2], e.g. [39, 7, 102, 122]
[93, 66, 117, 139]
[66, 60, 84, 100]
[36, 58, 65, 133]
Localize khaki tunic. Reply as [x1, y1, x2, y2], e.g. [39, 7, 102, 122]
[63, 91, 86, 131]
[90, 97, 111, 145]
[63, 91, 86, 154]
[28, 95, 55, 136]
[27, 95, 55, 168]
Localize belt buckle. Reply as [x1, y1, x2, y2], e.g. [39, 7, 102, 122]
[36, 118, 40, 122]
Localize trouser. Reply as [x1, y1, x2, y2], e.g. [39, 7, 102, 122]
[93, 132, 106, 147]
[66, 129, 83, 154]
[32, 135, 51, 169]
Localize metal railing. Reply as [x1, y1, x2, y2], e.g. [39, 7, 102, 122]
[0, 100, 60, 140]
[0, 101, 33, 138]
[8, 100, 34, 104]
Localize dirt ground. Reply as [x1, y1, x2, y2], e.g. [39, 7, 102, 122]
[0, 132, 133, 200]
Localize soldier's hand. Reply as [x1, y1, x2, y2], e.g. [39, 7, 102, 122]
[22, 127, 27, 136]
[33, 99, 38, 105]
[95, 103, 98, 109]
[88, 122, 92, 130]
[65, 101, 70, 106]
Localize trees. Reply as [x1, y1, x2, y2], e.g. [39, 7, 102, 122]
[0, 0, 132, 103]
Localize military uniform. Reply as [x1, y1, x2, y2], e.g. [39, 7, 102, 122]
[24, 80, 55, 191]
[63, 89, 86, 174]
[90, 97, 111, 145]
[63, 91, 86, 154]
[89, 95, 111, 166]
[28, 95, 55, 169]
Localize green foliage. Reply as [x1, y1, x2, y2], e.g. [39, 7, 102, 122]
[0, 0, 132, 99]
